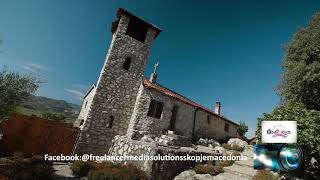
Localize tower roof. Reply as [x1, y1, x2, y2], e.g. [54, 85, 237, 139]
[117, 8, 162, 39]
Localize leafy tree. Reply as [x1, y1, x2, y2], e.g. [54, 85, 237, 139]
[277, 13, 320, 110]
[257, 102, 320, 176]
[257, 103, 320, 158]
[0, 69, 40, 119]
[237, 121, 248, 138]
[257, 12, 320, 176]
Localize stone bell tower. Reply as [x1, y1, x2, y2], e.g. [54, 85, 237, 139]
[74, 8, 161, 155]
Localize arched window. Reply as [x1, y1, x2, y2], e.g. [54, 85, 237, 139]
[123, 57, 132, 70]
[108, 116, 114, 128]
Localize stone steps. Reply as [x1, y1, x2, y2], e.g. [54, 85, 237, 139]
[212, 172, 252, 180]
[234, 158, 254, 168]
[223, 164, 257, 179]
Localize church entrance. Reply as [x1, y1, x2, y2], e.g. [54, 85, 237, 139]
[168, 106, 178, 131]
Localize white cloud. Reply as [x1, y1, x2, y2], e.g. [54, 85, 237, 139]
[65, 89, 86, 101]
[23, 63, 49, 72]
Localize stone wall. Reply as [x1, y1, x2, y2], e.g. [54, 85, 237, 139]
[108, 135, 215, 180]
[127, 86, 238, 142]
[74, 13, 157, 155]
[74, 86, 96, 128]
[194, 109, 238, 141]
[127, 86, 195, 140]
[108, 135, 157, 176]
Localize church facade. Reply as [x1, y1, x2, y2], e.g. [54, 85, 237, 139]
[74, 8, 239, 155]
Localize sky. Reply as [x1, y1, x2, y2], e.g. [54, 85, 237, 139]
[1, 0, 320, 138]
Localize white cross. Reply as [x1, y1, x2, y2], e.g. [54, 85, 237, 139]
[153, 62, 159, 74]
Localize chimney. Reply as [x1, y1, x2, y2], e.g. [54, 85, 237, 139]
[150, 62, 159, 83]
[215, 102, 221, 115]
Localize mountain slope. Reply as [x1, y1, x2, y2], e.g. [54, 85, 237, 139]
[15, 95, 81, 123]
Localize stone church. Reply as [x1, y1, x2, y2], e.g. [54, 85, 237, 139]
[74, 8, 239, 155]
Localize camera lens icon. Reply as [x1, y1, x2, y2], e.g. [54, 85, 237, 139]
[278, 144, 303, 171]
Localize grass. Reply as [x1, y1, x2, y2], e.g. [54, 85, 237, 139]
[13, 106, 76, 123]
[14, 106, 43, 117]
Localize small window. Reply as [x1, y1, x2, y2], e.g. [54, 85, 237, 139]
[84, 101, 88, 108]
[224, 123, 229, 132]
[108, 116, 114, 128]
[80, 119, 84, 126]
[123, 57, 132, 70]
[207, 115, 210, 124]
[147, 99, 164, 119]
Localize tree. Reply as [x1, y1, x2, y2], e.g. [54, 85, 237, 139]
[257, 102, 320, 176]
[0, 69, 40, 119]
[277, 13, 320, 110]
[237, 121, 248, 138]
[256, 12, 320, 177]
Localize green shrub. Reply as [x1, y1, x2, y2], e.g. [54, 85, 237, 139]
[70, 161, 94, 177]
[71, 161, 147, 180]
[216, 160, 234, 167]
[194, 164, 223, 176]
[7, 156, 53, 180]
[231, 144, 244, 152]
[221, 143, 231, 149]
[253, 170, 277, 180]
[114, 164, 147, 180]
[232, 151, 241, 157]
[87, 168, 116, 180]
[257, 103, 320, 174]
[206, 160, 216, 166]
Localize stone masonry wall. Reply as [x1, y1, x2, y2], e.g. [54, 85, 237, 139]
[127, 86, 195, 140]
[108, 135, 215, 180]
[194, 109, 238, 141]
[74, 86, 96, 128]
[127, 86, 238, 142]
[74, 14, 157, 155]
[108, 135, 157, 177]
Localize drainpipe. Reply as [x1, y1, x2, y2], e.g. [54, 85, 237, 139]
[191, 108, 199, 143]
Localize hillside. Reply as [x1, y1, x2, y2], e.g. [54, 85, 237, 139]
[14, 95, 81, 123]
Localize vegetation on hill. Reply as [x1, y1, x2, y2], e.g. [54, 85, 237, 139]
[14, 95, 80, 123]
[0, 68, 80, 123]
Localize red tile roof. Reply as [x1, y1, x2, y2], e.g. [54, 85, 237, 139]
[143, 78, 239, 126]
